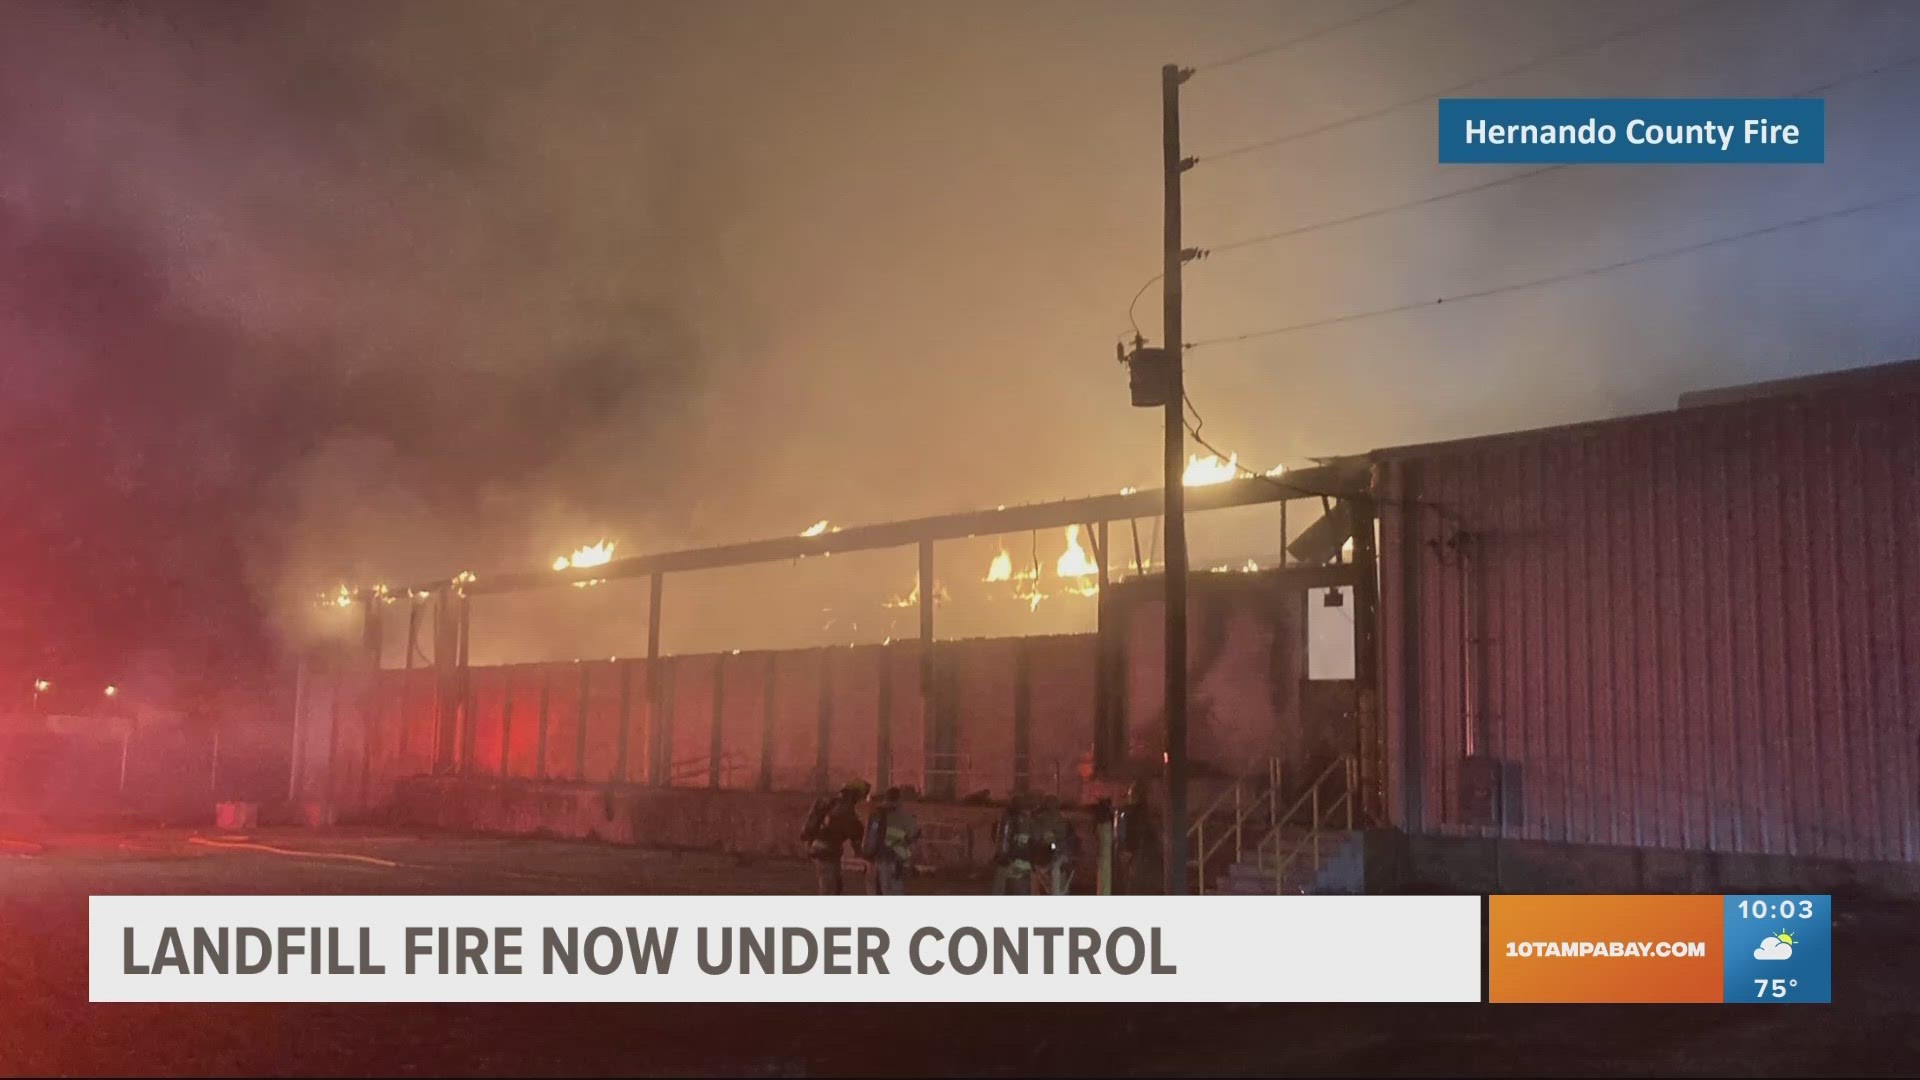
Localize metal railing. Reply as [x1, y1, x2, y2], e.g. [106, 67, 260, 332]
[1255, 755, 1357, 894]
[922, 751, 1077, 802]
[1188, 758, 1282, 894]
[1184, 755, 1359, 894]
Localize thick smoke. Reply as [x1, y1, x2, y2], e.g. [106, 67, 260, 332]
[5, 1, 1920, 687]
[1, 2, 717, 679]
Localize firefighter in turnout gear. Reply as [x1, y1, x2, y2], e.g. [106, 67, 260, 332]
[861, 786, 919, 894]
[801, 779, 869, 894]
[990, 795, 1036, 894]
[1027, 794, 1077, 895]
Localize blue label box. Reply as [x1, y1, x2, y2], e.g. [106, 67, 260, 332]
[1722, 895, 1831, 1003]
[1438, 98, 1825, 164]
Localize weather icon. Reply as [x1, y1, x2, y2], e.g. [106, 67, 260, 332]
[1754, 931, 1796, 961]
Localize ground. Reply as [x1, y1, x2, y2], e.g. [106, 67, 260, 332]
[1, 829, 1916, 1076]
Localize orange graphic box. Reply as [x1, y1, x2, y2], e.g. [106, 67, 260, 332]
[1489, 895, 1723, 1003]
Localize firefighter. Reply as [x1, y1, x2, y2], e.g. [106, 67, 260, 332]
[862, 786, 919, 895]
[801, 779, 869, 894]
[1114, 783, 1161, 894]
[1027, 794, 1077, 895]
[990, 795, 1035, 895]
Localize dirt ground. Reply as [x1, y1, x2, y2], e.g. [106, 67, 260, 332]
[1, 828, 1916, 1077]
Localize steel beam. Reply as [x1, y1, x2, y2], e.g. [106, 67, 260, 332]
[401, 461, 1367, 599]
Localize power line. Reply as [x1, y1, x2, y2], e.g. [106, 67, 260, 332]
[1201, 3, 1711, 162]
[1187, 187, 1920, 350]
[1195, 50, 1920, 260]
[1179, 413, 1380, 504]
[1121, 23, 1920, 361]
[1182, 419, 1322, 499]
[1125, 272, 1164, 340]
[1196, 0, 1423, 75]
[1182, 416, 1452, 524]
[1178, 413, 1491, 535]
[1206, 165, 1561, 255]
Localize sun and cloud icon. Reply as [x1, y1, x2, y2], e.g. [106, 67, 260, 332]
[1754, 931, 1797, 961]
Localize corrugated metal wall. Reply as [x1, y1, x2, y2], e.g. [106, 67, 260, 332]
[312, 563, 1342, 810]
[882, 643, 927, 795]
[1025, 637, 1098, 794]
[951, 640, 1019, 797]
[824, 647, 883, 795]
[325, 635, 1108, 807]
[1117, 571, 1311, 777]
[1378, 385, 1920, 862]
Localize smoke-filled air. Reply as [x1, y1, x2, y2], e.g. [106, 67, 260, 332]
[5, 0, 1919, 688]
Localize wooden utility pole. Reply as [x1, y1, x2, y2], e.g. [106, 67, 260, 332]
[1161, 61, 1194, 894]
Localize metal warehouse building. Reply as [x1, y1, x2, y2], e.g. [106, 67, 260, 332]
[288, 359, 1920, 889]
[1377, 360, 1920, 868]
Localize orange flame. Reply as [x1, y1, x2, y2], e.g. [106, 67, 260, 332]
[800, 520, 831, 537]
[985, 548, 1013, 582]
[884, 580, 949, 609]
[1056, 525, 1098, 579]
[554, 540, 615, 571]
[1209, 558, 1264, 574]
[1183, 452, 1239, 486]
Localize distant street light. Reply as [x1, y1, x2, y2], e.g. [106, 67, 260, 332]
[103, 685, 118, 698]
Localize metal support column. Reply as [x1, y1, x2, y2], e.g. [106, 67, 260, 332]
[918, 539, 947, 798]
[431, 592, 462, 774]
[1093, 520, 1121, 775]
[456, 594, 473, 775]
[1349, 494, 1385, 826]
[646, 571, 665, 784]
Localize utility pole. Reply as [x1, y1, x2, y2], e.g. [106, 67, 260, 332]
[1160, 61, 1194, 895]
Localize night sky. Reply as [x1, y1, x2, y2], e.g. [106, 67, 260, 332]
[4, 1, 1919, 695]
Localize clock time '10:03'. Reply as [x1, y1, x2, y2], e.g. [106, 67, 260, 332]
[1738, 899, 1816, 920]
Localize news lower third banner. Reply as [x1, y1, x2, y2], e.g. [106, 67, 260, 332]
[93, 895, 1482, 1003]
[1437, 98, 1825, 163]
[90, 894, 1831, 1003]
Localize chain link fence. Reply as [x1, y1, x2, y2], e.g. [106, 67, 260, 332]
[1, 727, 289, 826]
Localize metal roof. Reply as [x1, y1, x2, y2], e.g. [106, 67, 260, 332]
[407, 458, 1370, 598]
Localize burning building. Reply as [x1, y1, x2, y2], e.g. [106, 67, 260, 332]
[287, 359, 1920, 891]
